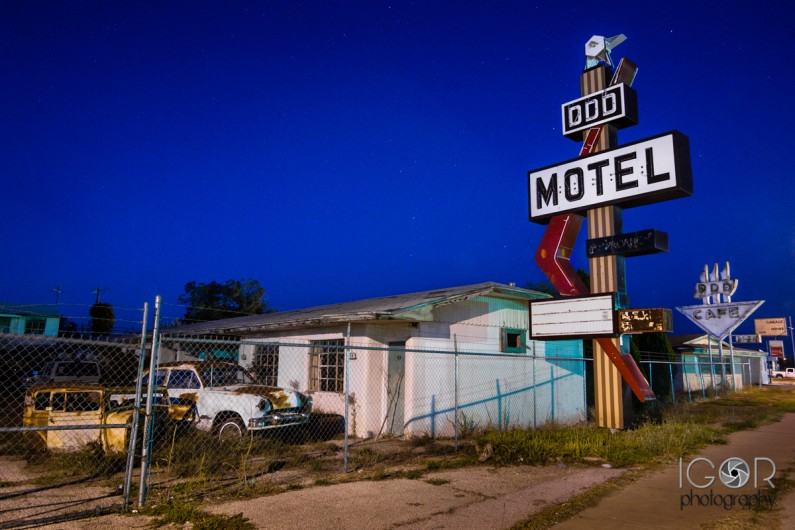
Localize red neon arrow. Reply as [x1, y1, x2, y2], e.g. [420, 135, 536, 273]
[534, 125, 601, 294]
[535, 213, 588, 296]
[596, 339, 656, 402]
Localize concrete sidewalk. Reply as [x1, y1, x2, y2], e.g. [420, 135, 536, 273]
[207, 464, 623, 530]
[555, 413, 795, 529]
[35, 412, 795, 529]
[206, 414, 795, 530]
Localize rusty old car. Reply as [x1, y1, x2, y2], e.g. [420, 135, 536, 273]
[138, 361, 312, 437]
[22, 382, 193, 454]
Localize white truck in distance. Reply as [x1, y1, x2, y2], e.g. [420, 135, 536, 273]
[771, 367, 795, 379]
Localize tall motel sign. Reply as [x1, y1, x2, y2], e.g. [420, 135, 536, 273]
[527, 35, 693, 429]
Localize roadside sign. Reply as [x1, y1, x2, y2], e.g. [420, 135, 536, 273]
[528, 131, 692, 223]
[769, 340, 785, 358]
[561, 83, 638, 140]
[530, 293, 618, 340]
[676, 300, 764, 339]
[755, 318, 788, 337]
[732, 334, 762, 344]
[586, 229, 668, 258]
[617, 308, 672, 334]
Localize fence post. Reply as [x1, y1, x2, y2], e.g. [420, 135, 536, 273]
[123, 301, 149, 509]
[344, 323, 351, 473]
[669, 363, 676, 405]
[550, 364, 555, 424]
[496, 379, 502, 430]
[430, 395, 436, 439]
[647, 362, 653, 393]
[582, 356, 587, 424]
[138, 295, 162, 507]
[454, 335, 459, 451]
[532, 357, 537, 428]
[697, 361, 706, 398]
[685, 361, 692, 403]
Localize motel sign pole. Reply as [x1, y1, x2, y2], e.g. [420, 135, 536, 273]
[529, 35, 692, 429]
[580, 64, 629, 429]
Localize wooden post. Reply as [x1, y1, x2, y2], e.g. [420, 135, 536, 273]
[581, 65, 628, 429]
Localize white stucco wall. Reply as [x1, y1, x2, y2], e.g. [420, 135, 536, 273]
[231, 295, 586, 439]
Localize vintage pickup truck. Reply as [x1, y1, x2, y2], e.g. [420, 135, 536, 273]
[771, 367, 795, 379]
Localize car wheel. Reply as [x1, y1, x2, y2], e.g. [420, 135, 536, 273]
[217, 417, 247, 439]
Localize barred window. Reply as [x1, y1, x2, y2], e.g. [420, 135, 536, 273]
[24, 318, 46, 335]
[309, 339, 345, 393]
[252, 344, 279, 386]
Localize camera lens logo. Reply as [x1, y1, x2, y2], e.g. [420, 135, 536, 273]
[719, 458, 750, 488]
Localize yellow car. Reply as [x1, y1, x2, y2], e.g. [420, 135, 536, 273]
[22, 383, 194, 454]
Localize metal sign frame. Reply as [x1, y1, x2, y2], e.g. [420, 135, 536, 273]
[676, 300, 765, 339]
[561, 83, 638, 140]
[528, 130, 693, 223]
[529, 293, 619, 340]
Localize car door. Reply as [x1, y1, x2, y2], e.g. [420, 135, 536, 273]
[46, 390, 103, 451]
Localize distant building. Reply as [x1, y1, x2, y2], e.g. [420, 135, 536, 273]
[0, 304, 60, 337]
[669, 334, 768, 391]
[161, 282, 587, 437]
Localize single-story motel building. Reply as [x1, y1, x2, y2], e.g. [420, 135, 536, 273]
[160, 282, 587, 438]
[670, 334, 769, 392]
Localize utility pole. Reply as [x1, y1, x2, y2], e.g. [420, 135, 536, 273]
[50, 284, 63, 304]
[92, 286, 110, 304]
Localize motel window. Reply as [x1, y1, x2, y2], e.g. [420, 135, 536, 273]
[501, 328, 526, 354]
[309, 339, 345, 393]
[0, 317, 11, 334]
[252, 344, 280, 387]
[24, 318, 46, 335]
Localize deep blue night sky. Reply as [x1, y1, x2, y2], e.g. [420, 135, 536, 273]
[2, 1, 794, 355]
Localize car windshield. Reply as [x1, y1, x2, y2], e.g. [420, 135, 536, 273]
[199, 364, 255, 387]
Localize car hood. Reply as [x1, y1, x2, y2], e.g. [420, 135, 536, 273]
[211, 384, 303, 409]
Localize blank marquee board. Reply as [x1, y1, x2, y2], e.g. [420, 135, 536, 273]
[530, 293, 618, 340]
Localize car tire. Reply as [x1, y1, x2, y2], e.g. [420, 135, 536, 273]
[217, 416, 247, 439]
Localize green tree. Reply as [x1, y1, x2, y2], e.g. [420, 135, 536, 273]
[58, 317, 79, 338]
[631, 332, 675, 406]
[631, 332, 674, 357]
[178, 278, 274, 322]
[89, 302, 115, 337]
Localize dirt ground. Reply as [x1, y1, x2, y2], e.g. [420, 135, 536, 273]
[3, 403, 795, 529]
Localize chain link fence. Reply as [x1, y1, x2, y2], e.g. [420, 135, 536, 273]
[0, 298, 768, 525]
[0, 303, 147, 526]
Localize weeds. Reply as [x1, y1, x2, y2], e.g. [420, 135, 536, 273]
[145, 500, 256, 530]
[479, 387, 795, 468]
[154, 429, 288, 478]
[28, 442, 126, 484]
